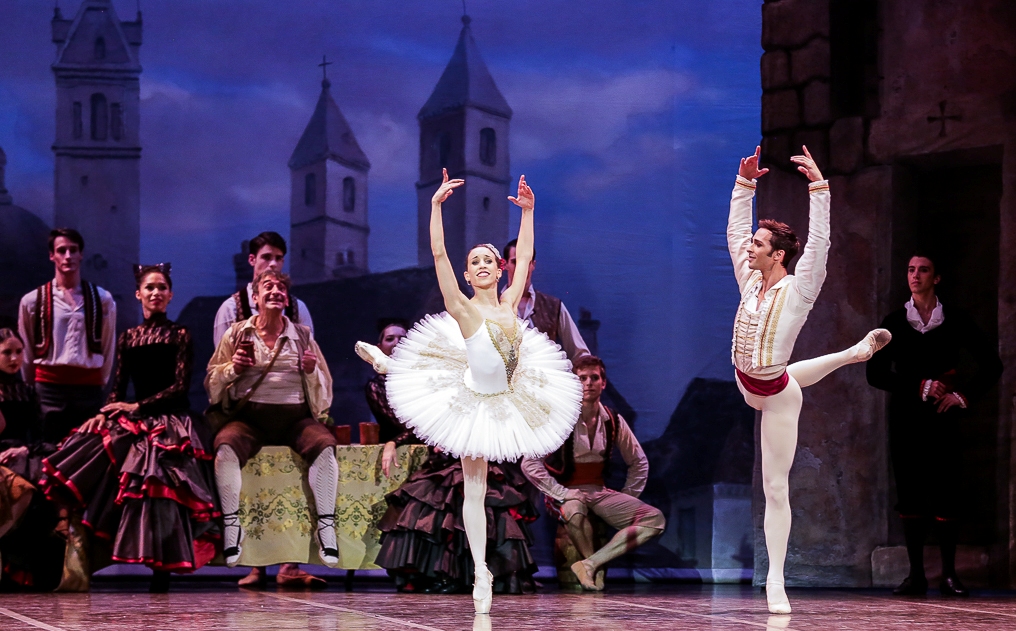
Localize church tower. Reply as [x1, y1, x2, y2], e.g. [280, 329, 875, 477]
[289, 62, 371, 284]
[51, 0, 143, 328]
[416, 15, 512, 269]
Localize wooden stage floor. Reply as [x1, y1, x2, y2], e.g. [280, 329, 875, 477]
[1, 583, 1014, 630]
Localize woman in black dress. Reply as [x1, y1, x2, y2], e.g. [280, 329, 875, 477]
[42, 264, 218, 591]
[365, 320, 539, 595]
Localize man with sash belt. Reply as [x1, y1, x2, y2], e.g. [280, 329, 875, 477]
[212, 231, 321, 589]
[728, 145, 890, 614]
[521, 356, 663, 591]
[213, 231, 314, 347]
[502, 239, 589, 361]
[18, 229, 116, 443]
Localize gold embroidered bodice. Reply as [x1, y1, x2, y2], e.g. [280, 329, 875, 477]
[485, 319, 521, 386]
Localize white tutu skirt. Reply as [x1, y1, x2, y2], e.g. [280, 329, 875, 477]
[385, 313, 582, 463]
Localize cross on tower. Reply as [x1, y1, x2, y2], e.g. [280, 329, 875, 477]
[927, 100, 962, 138]
[318, 54, 333, 81]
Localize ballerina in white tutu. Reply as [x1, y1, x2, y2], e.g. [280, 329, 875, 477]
[356, 169, 581, 614]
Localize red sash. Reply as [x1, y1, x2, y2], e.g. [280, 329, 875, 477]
[736, 369, 789, 397]
[567, 462, 605, 488]
[35, 365, 104, 386]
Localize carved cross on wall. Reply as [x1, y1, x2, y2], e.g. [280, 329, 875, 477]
[927, 101, 962, 137]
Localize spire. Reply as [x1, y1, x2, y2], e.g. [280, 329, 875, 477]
[288, 65, 370, 172]
[418, 15, 512, 120]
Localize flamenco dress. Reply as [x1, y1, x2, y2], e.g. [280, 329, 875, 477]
[366, 374, 540, 593]
[42, 314, 219, 572]
[384, 313, 581, 463]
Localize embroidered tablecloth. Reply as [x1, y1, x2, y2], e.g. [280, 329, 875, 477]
[234, 444, 429, 569]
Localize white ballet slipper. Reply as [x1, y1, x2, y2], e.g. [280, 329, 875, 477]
[354, 341, 389, 374]
[766, 581, 792, 614]
[854, 328, 892, 362]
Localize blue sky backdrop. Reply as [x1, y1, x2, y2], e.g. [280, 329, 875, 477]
[1, 0, 762, 440]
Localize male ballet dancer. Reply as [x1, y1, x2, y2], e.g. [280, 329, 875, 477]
[729, 146, 890, 614]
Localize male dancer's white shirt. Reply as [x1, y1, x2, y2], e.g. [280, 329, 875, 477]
[212, 282, 315, 347]
[727, 175, 831, 376]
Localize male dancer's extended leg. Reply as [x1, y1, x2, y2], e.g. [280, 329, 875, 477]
[759, 377, 803, 614]
[787, 329, 891, 388]
[461, 456, 492, 613]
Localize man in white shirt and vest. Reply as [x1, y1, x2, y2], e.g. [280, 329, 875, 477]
[729, 146, 890, 614]
[18, 229, 116, 443]
[213, 231, 314, 348]
[522, 356, 664, 591]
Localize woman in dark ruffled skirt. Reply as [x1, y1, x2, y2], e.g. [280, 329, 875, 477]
[365, 320, 538, 595]
[42, 264, 218, 591]
[376, 453, 539, 594]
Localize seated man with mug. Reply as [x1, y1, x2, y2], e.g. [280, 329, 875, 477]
[205, 269, 339, 567]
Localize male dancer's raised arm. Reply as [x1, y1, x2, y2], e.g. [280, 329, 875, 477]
[788, 146, 830, 303]
[727, 146, 768, 292]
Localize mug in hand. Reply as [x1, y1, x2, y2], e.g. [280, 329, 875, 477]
[237, 338, 255, 359]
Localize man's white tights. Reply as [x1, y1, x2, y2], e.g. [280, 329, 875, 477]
[214, 445, 339, 552]
[744, 343, 866, 613]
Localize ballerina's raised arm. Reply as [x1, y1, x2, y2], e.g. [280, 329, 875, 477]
[501, 175, 535, 313]
[429, 169, 482, 335]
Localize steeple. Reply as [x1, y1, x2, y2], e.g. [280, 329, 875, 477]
[51, 0, 143, 329]
[418, 15, 512, 121]
[288, 68, 370, 172]
[415, 15, 512, 268]
[289, 58, 371, 284]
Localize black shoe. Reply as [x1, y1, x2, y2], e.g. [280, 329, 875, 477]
[893, 575, 928, 596]
[149, 570, 171, 593]
[940, 575, 969, 597]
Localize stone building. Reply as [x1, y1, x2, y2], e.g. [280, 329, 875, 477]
[415, 15, 512, 271]
[757, 0, 1015, 587]
[288, 68, 371, 284]
[51, 0, 143, 328]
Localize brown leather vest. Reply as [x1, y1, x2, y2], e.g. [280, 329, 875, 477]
[531, 291, 562, 343]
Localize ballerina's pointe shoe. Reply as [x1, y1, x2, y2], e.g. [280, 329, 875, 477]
[354, 341, 389, 374]
[766, 582, 792, 615]
[473, 567, 493, 614]
[854, 328, 892, 362]
[571, 560, 602, 591]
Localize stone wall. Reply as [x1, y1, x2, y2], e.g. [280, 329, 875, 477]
[757, 0, 1016, 587]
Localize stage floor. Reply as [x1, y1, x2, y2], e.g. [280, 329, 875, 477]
[1, 584, 1014, 630]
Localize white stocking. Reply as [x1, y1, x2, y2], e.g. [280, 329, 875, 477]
[308, 448, 339, 551]
[758, 376, 803, 596]
[214, 445, 242, 549]
[461, 456, 489, 574]
[787, 330, 884, 388]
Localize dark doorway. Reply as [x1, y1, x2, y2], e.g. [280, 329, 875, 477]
[890, 147, 1003, 552]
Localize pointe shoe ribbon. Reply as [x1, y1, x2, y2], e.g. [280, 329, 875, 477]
[473, 568, 493, 614]
[355, 341, 389, 374]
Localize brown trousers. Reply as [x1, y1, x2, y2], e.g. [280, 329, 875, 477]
[213, 402, 336, 467]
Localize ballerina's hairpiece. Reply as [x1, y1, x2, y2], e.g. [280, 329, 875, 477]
[478, 244, 507, 270]
[133, 262, 173, 286]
